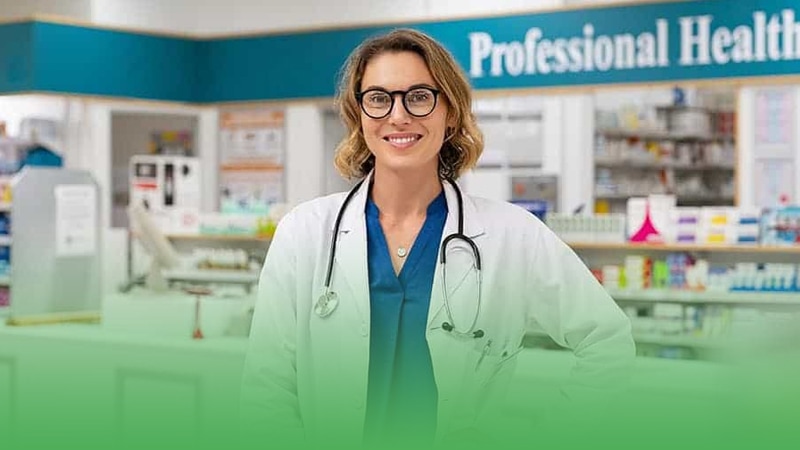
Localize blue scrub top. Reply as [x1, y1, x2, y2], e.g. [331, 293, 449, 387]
[364, 189, 448, 444]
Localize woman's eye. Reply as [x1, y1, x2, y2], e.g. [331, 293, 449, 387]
[408, 92, 430, 103]
[369, 94, 390, 104]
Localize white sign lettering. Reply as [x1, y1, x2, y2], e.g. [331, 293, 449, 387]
[468, 9, 800, 78]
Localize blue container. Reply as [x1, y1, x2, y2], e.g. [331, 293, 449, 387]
[511, 200, 549, 222]
[0, 213, 9, 235]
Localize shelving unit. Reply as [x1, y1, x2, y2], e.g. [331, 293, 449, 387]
[606, 289, 800, 306]
[165, 233, 270, 243]
[568, 242, 800, 254]
[127, 232, 271, 292]
[472, 96, 544, 171]
[554, 241, 800, 361]
[162, 268, 260, 285]
[629, 333, 728, 350]
[596, 127, 733, 142]
[595, 157, 735, 171]
[0, 137, 37, 315]
[0, 174, 12, 316]
[526, 329, 728, 351]
[167, 234, 269, 292]
[594, 103, 737, 214]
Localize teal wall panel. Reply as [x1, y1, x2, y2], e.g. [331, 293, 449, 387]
[0, 23, 34, 94]
[32, 22, 198, 102]
[196, 27, 391, 102]
[2, 1, 800, 102]
[200, 0, 800, 101]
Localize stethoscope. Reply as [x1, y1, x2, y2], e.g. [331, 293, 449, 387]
[314, 178, 485, 339]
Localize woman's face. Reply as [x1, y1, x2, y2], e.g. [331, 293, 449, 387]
[359, 51, 450, 178]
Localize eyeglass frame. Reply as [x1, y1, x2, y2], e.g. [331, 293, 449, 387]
[355, 86, 441, 119]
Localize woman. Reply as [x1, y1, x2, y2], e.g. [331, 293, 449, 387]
[240, 28, 635, 449]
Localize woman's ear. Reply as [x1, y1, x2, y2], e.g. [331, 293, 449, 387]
[446, 113, 457, 129]
[444, 126, 455, 142]
[445, 111, 457, 140]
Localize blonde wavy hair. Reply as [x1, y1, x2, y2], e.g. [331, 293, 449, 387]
[333, 28, 484, 181]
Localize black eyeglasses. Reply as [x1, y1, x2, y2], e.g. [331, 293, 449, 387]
[355, 87, 440, 119]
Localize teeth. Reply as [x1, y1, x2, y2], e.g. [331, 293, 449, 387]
[388, 136, 418, 144]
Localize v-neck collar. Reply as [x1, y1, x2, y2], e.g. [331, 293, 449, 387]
[365, 190, 447, 282]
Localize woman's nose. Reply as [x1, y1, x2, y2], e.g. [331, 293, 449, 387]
[388, 95, 411, 124]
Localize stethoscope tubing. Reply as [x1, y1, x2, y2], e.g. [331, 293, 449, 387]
[321, 177, 483, 337]
[324, 178, 366, 289]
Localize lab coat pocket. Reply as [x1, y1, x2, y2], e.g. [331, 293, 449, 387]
[469, 339, 521, 387]
[450, 340, 519, 427]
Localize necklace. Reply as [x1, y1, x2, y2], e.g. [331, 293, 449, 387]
[396, 247, 408, 258]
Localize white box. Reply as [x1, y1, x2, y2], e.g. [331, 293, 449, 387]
[628, 195, 676, 242]
[130, 155, 201, 234]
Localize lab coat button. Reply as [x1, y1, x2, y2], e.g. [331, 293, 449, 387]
[360, 324, 368, 337]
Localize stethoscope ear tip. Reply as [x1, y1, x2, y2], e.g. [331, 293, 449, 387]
[442, 322, 485, 339]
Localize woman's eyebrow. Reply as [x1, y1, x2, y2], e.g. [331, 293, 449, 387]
[361, 85, 386, 92]
[360, 83, 437, 92]
[406, 83, 437, 90]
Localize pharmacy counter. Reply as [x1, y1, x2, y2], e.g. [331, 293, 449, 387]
[0, 320, 740, 448]
[0, 321, 247, 448]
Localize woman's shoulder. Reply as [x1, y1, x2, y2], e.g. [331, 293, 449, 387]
[466, 195, 570, 257]
[278, 192, 348, 227]
[290, 192, 347, 216]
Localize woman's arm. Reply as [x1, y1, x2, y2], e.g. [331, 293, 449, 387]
[528, 222, 636, 407]
[239, 210, 305, 444]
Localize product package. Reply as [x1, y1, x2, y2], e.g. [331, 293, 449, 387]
[760, 207, 800, 246]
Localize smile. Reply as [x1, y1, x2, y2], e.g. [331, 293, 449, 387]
[383, 134, 422, 147]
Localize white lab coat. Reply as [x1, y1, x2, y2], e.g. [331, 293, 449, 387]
[240, 173, 635, 447]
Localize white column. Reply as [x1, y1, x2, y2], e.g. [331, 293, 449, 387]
[541, 96, 562, 175]
[285, 104, 325, 206]
[560, 94, 595, 214]
[737, 88, 755, 209]
[197, 107, 218, 212]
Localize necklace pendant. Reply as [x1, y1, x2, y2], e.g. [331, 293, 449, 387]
[396, 247, 408, 258]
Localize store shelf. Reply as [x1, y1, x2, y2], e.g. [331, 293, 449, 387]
[594, 193, 665, 200]
[567, 242, 800, 254]
[163, 268, 260, 284]
[0, 235, 10, 246]
[0, 274, 10, 286]
[526, 330, 727, 349]
[475, 112, 543, 121]
[0, 202, 11, 212]
[594, 193, 734, 202]
[597, 128, 734, 142]
[632, 333, 728, 349]
[655, 105, 734, 113]
[606, 289, 800, 305]
[595, 158, 735, 171]
[165, 234, 271, 243]
[675, 195, 736, 204]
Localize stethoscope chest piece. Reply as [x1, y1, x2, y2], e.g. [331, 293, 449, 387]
[315, 291, 339, 318]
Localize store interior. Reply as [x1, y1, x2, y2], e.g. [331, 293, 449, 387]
[2, 0, 800, 445]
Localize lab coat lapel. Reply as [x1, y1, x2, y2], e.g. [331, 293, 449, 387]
[332, 173, 372, 326]
[427, 180, 485, 329]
